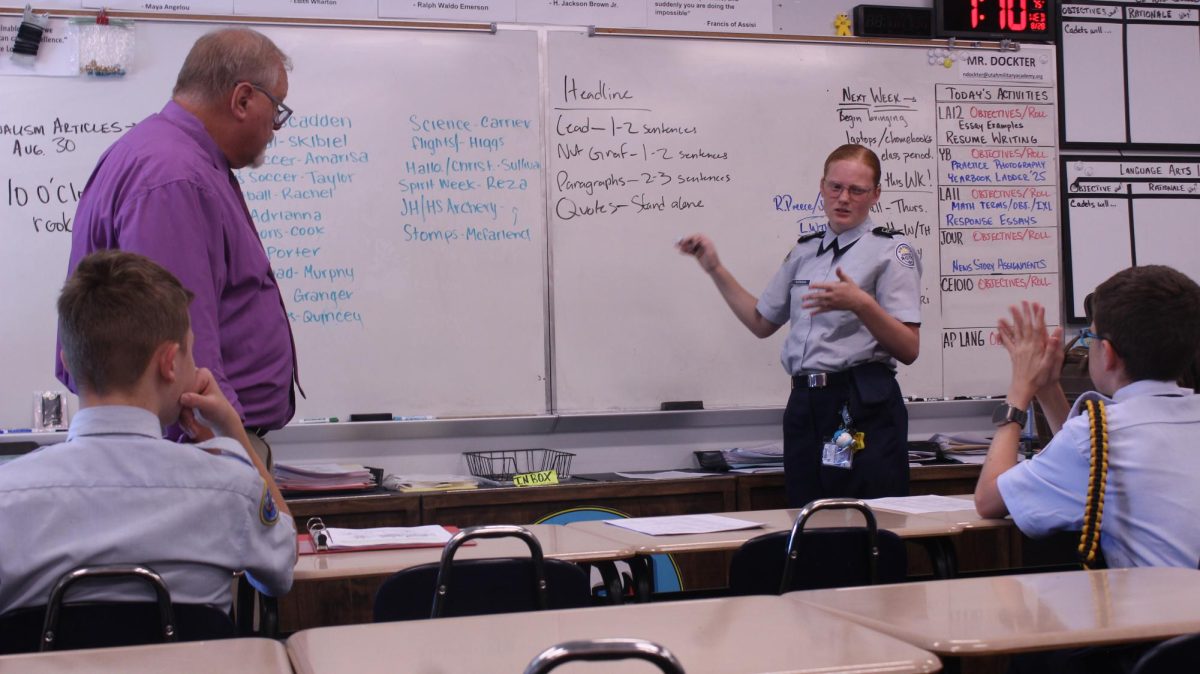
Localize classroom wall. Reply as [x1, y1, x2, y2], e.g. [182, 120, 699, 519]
[0, 1, 1011, 474]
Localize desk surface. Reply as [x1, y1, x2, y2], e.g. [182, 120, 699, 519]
[295, 523, 634, 581]
[792, 567, 1200, 655]
[564, 507, 962, 554]
[287, 595, 941, 674]
[0, 638, 290, 673]
[867, 494, 1012, 531]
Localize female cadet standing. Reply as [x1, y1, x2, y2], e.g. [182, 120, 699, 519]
[678, 144, 922, 507]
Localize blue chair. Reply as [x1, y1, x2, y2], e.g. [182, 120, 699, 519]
[728, 498, 907, 595]
[373, 525, 591, 622]
[537, 506, 683, 598]
[524, 638, 685, 674]
[0, 564, 234, 654]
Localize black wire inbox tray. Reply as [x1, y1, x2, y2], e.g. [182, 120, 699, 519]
[463, 448, 574, 483]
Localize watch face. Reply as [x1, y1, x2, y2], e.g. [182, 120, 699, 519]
[993, 404, 1026, 426]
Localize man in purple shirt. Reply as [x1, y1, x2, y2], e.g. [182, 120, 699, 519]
[59, 28, 300, 463]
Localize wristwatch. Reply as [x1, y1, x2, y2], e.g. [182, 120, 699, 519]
[992, 403, 1029, 428]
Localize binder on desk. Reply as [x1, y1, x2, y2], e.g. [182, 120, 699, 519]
[298, 517, 464, 555]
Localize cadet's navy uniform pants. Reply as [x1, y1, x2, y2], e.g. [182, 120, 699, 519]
[782, 362, 909, 508]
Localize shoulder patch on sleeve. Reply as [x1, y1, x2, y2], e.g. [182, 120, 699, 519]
[872, 226, 901, 238]
[259, 484, 279, 526]
[894, 242, 917, 268]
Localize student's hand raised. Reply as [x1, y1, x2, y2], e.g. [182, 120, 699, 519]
[179, 368, 243, 442]
[997, 301, 1063, 403]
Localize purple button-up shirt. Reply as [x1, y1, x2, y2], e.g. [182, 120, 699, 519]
[58, 101, 298, 430]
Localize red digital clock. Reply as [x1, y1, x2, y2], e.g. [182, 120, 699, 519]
[935, 0, 1055, 41]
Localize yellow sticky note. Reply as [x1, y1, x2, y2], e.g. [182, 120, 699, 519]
[513, 469, 559, 487]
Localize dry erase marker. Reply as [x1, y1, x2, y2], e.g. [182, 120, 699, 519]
[394, 415, 436, 421]
[298, 417, 338, 424]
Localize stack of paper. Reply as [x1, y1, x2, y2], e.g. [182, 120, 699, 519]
[604, 514, 764, 536]
[382, 473, 481, 492]
[322, 525, 453, 549]
[929, 432, 992, 454]
[723, 442, 784, 469]
[274, 462, 375, 492]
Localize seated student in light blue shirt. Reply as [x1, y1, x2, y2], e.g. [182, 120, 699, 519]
[0, 250, 296, 615]
[975, 265, 1200, 569]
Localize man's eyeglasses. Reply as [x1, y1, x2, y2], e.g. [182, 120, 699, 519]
[822, 180, 876, 200]
[249, 83, 292, 129]
[1078, 328, 1102, 348]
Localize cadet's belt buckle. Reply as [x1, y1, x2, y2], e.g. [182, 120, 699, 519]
[807, 373, 828, 389]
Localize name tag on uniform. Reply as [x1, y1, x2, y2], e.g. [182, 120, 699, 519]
[791, 279, 810, 287]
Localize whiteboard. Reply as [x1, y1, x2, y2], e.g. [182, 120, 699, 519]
[0, 22, 548, 427]
[1061, 155, 1200, 322]
[1058, 1, 1200, 149]
[0, 21, 1064, 429]
[546, 31, 1061, 411]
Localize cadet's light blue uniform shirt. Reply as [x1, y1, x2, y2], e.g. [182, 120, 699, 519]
[999, 380, 1200, 568]
[0, 406, 296, 614]
[756, 218, 922, 375]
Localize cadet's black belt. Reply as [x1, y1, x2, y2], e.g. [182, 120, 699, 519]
[791, 370, 852, 390]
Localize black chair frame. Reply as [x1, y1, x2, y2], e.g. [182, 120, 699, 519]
[524, 638, 685, 674]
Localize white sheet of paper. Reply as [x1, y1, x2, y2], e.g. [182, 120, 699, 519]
[864, 495, 977, 514]
[325, 525, 452, 548]
[615, 471, 721, 480]
[604, 514, 763, 536]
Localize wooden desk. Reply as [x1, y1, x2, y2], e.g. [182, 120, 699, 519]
[566, 507, 960, 555]
[866, 494, 1080, 575]
[287, 490, 420, 529]
[283, 524, 634, 631]
[0, 638, 289, 673]
[791, 567, 1200, 656]
[734, 463, 984, 511]
[567, 508, 962, 596]
[287, 595, 941, 674]
[295, 524, 633, 581]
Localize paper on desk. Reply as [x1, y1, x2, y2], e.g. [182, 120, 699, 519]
[604, 514, 763, 536]
[325, 525, 453, 549]
[864, 495, 976, 514]
[615, 471, 721, 480]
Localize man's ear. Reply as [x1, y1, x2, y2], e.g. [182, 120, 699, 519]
[156, 341, 181, 383]
[230, 82, 254, 122]
[58, 349, 71, 378]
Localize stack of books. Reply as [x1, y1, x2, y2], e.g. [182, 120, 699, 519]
[722, 442, 784, 471]
[928, 432, 992, 464]
[273, 462, 376, 492]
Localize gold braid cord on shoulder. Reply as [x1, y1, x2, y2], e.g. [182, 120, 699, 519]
[1078, 399, 1109, 569]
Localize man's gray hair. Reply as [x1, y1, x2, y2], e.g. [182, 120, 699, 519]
[173, 28, 292, 102]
